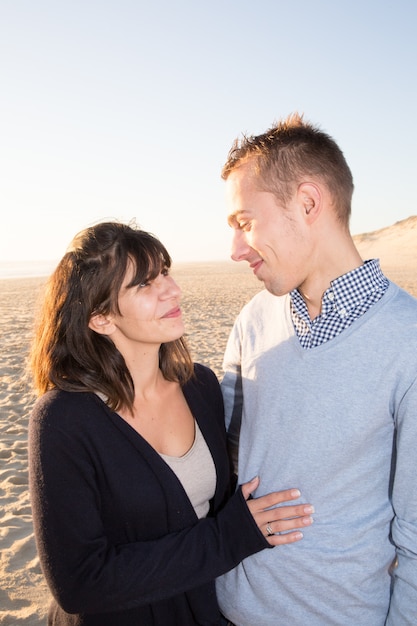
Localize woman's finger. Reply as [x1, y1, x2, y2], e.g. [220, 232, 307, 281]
[241, 476, 260, 500]
[266, 530, 305, 546]
[264, 512, 314, 535]
[249, 502, 315, 524]
[248, 488, 302, 512]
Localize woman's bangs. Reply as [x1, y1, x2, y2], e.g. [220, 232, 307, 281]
[127, 239, 171, 288]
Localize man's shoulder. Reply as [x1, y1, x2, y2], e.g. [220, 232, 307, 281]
[382, 281, 417, 319]
[365, 283, 417, 352]
[242, 289, 290, 311]
[241, 288, 289, 316]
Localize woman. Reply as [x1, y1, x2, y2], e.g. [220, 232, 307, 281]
[28, 221, 314, 625]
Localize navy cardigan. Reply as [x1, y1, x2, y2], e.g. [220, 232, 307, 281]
[29, 364, 268, 625]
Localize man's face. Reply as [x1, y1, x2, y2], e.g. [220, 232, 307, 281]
[226, 164, 312, 296]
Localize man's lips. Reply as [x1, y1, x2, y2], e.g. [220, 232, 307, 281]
[250, 260, 263, 274]
[161, 306, 182, 319]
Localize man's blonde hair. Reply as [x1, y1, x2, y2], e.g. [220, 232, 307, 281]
[222, 113, 354, 225]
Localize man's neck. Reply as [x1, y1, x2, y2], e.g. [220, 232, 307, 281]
[298, 240, 363, 320]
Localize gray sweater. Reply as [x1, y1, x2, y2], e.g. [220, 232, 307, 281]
[216, 282, 417, 625]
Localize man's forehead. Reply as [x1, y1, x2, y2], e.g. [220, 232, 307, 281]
[225, 168, 254, 203]
[224, 163, 263, 224]
[225, 183, 244, 226]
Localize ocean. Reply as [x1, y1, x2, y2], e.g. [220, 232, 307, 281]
[0, 260, 58, 279]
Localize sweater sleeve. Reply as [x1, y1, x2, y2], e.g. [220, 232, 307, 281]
[29, 395, 268, 615]
[221, 318, 244, 476]
[386, 376, 417, 625]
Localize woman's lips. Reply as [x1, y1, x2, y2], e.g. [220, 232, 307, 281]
[162, 306, 182, 319]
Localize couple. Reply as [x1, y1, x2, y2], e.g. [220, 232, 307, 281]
[29, 113, 417, 625]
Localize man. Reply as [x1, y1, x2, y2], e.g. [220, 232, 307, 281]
[216, 113, 417, 625]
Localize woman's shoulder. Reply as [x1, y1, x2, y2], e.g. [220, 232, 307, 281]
[192, 362, 220, 386]
[33, 388, 96, 408]
[182, 363, 221, 401]
[31, 389, 104, 428]
[184, 364, 224, 429]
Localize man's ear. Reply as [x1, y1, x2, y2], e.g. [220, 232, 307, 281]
[297, 182, 322, 223]
[88, 313, 116, 336]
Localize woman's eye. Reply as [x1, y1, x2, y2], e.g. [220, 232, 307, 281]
[138, 268, 169, 287]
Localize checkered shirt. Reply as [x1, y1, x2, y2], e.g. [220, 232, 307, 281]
[290, 259, 389, 349]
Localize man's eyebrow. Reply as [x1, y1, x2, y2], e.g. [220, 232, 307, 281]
[227, 212, 239, 227]
[227, 210, 248, 228]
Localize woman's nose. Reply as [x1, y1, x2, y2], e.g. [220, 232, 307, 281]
[163, 276, 181, 298]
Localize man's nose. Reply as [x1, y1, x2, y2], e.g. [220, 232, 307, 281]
[230, 229, 251, 262]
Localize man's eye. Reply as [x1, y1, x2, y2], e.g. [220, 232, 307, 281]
[239, 221, 251, 231]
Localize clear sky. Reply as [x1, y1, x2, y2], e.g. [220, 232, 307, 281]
[1, 0, 416, 264]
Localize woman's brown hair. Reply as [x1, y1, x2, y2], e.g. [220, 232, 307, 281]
[29, 221, 194, 412]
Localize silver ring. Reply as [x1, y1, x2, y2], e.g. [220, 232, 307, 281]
[266, 524, 273, 536]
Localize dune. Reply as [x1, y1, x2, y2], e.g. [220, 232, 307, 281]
[354, 216, 417, 293]
[354, 215, 417, 262]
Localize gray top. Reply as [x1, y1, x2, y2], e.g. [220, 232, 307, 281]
[217, 280, 417, 626]
[161, 421, 216, 519]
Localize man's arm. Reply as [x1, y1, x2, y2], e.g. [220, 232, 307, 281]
[221, 321, 244, 478]
[386, 377, 417, 625]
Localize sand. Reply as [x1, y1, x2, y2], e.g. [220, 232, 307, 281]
[0, 218, 416, 624]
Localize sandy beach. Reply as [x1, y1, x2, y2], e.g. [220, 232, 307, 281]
[1, 217, 416, 625]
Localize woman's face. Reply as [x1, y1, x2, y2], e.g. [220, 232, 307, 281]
[106, 260, 185, 352]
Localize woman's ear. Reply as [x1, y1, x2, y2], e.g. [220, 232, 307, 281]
[88, 313, 116, 336]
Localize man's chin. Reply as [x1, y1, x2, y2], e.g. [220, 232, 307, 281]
[262, 278, 286, 297]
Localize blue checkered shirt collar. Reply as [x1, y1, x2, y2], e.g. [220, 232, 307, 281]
[290, 259, 389, 349]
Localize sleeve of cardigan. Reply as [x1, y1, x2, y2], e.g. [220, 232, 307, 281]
[386, 376, 417, 625]
[29, 398, 269, 616]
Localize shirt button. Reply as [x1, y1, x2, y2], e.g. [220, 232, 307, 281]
[339, 307, 347, 317]
[327, 291, 335, 301]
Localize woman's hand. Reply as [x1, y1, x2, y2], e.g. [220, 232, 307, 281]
[241, 476, 314, 546]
